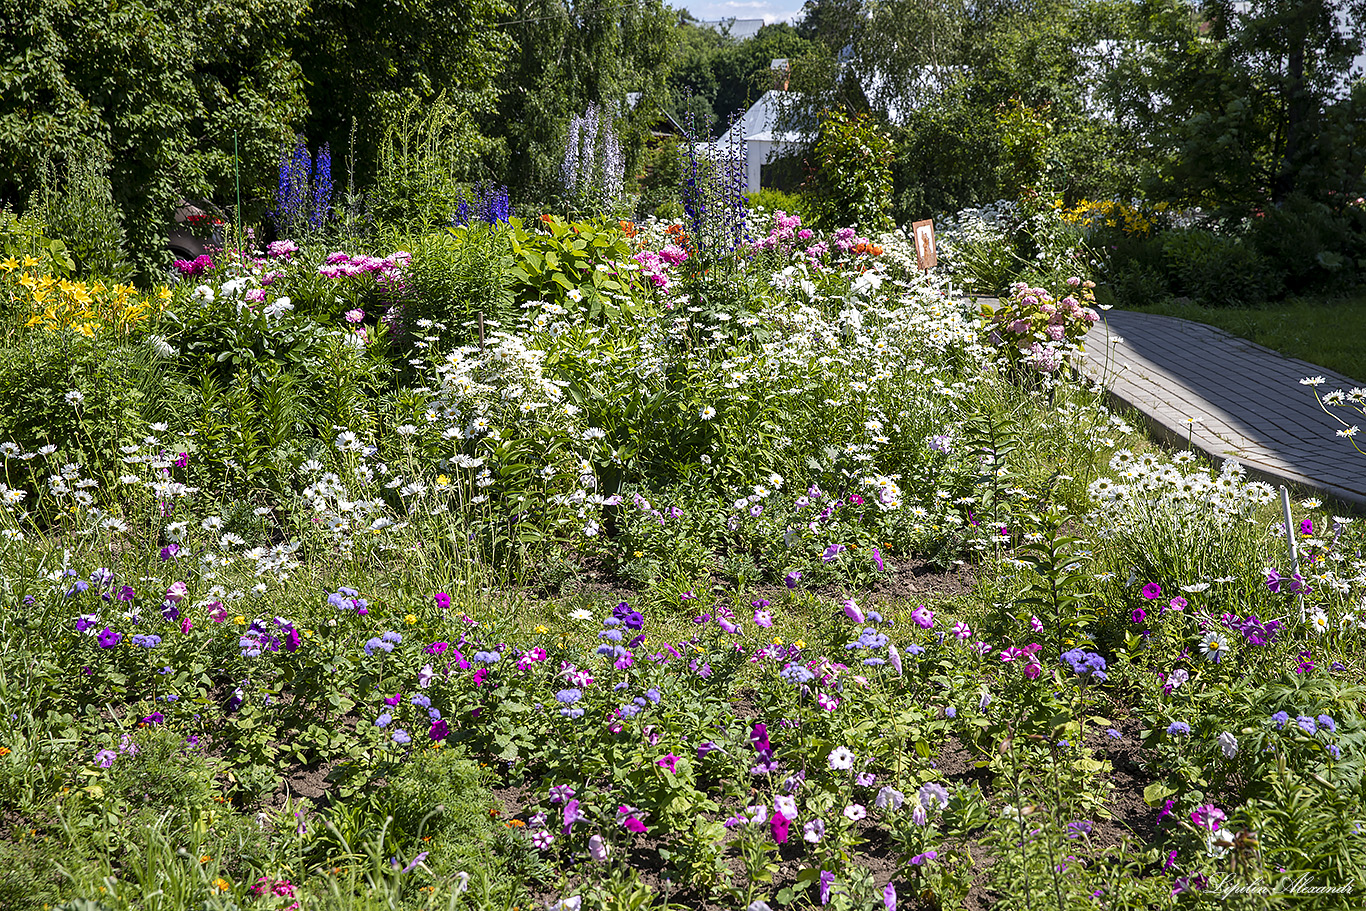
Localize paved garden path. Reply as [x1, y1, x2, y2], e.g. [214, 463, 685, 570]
[1079, 309, 1366, 511]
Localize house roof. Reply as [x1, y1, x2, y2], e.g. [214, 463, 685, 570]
[717, 90, 805, 147]
[698, 17, 765, 41]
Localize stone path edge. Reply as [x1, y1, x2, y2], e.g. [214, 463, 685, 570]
[1079, 312, 1366, 514]
[1091, 379, 1366, 513]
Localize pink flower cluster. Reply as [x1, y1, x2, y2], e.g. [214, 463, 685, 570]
[986, 278, 1100, 374]
[173, 254, 214, 277]
[832, 227, 871, 253]
[752, 210, 814, 252]
[318, 250, 409, 286]
[632, 249, 673, 290]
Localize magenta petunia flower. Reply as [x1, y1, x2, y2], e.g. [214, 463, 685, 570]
[1141, 583, 1162, 600]
[658, 753, 679, 773]
[771, 813, 790, 843]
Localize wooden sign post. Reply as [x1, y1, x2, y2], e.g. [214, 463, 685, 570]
[912, 219, 937, 271]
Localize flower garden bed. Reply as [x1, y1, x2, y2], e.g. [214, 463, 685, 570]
[0, 209, 1363, 911]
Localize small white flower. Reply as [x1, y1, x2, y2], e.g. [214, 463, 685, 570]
[1300, 376, 1326, 386]
[829, 746, 854, 770]
[64, 390, 85, 406]
[1217, 731, 1239, 759]
[700, 406, 716, 420]
[263, 296, 294, 320]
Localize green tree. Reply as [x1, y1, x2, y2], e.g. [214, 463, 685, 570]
[1109, 0, 1366, 208]
[291, 0, 514, 191]
[0, 0, 309, 279]
[494, 0, 676, 203]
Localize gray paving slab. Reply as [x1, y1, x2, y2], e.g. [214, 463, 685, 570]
[1079, 309, 1366, 511]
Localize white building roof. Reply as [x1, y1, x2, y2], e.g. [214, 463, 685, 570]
[717, 90, 805, 146]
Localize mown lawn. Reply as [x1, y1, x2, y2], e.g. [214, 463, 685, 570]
[1134, 292, 1366, 385]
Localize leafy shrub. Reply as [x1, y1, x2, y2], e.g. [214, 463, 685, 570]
[30, 143, 133, 282]
[1160, 228, 1285, 306]
[808, 110, 894, 232]
[892, 90, 1002, 222]
[398, 224, 516, 347]
[1245, 195, 1357, 293]
[634, 137, 684, 220]
[507, 216, 641, 322]
[369, 95, 493, 229]
[995, 99, 1052, 202]
[1093, 232, 1173, 308]
[746, 187, 816, 225]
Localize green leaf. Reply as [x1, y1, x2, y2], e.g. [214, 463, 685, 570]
[1143, 780, 1179, 806]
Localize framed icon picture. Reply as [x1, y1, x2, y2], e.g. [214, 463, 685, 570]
[912, 219, 937, 270]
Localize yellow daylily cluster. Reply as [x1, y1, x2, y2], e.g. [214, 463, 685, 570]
[3, 256, 169, 338]
[1055, 198, 1165, 237]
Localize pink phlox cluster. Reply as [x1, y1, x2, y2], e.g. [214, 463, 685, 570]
[631, 250, 672, 290]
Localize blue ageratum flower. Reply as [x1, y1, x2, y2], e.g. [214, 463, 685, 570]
[1060, 648, 1108, 682]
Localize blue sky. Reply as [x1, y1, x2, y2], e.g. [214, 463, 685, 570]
[676, 0, 806, 25]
